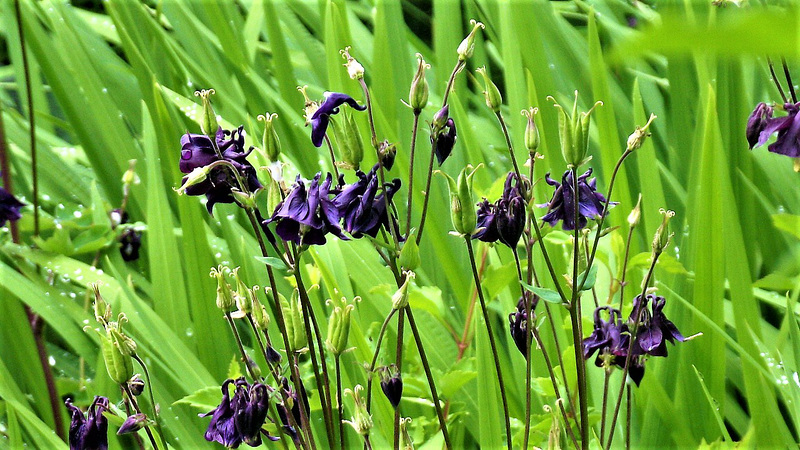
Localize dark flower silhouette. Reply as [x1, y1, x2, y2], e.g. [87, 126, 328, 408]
[748, 102, 800, 157]
[473, 173, 526, 248]
[265, 173, 344, 245]
[540, 168, 614, 231]
[508, 294, 539, 358]
[201, 378, 279, 448]
[334, 167, 401, 238]
[434, 118, 457, 165]
[119, 229, 142, 262]
[631, 294, 685, 357]
[179, 127, 262, 214]
[379, 366, 403, 408]
[66, 396, 109, 450]
[0, 186, 24, 227]
[200, 379, 239, 448]
[310, 92, 367, 147]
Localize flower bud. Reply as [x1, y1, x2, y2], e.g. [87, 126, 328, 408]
[266, 346, 282, 365]
[399, 233, 420, 270]
[548, 91, 602, 168]
[231, 268, 254, 316]
[626, 113, 657, 152]
[344, 385, 373, 436]
[439, 165, 481, 236]
[117, 413, 148, 435]
[457, 19, 485, 61]
[333, 111, 365, 170]
[92, 284, 111, 324]
[379, 140, 397, 171]
[194, 89, 218, 138]
[326, 296, 356, 356]
[252, 296, 270, 330]
[258, 113, 281, 162]
[121, 160, 139, 186]
[628, 194, 642, 228]
[476, 67, 502, 113]
[392, 271, 415, 310]
[521, 108, 540, 153]
[409, 54, 430, 114]
[210, 266, 235, 311]
[281, 291, 307, 353]
[652, 208, 675, 255]
[379, 365, 403, 408]
[432, 105, 449, 135]
[128, 375, 145, 396]
[174, 166, 211, 195]
[246, 355, 262, 379]
[341, 46, 365, 80]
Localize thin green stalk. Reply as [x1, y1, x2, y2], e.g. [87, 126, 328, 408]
[324, 134, 341, 181]
[570, 168, 589, 450]
[600, 370, 610, 447]
[529, 209, 569, 304]
[618, 226, 636, 311]
[122, 384, 159, 450]
[605, 253, 661, 450]
[335, 355, 345, 450]
[405, 112, 421, 238]
[405, 307, 451, 449]
[365, 308, 398, 412]
[768, 57, 788, 103]
[393, 308, 405, 450]
[495, 112, 522, 184]
[291, 353, 316, 450]
[625, 386, 632, 450]
[466, 238, 512, 450]
[531, 327, 579, 449]
[225, 312, 258, 380]
[132, 355, 168, 450]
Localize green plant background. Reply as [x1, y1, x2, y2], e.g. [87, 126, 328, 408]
[0, 0, 798, 448]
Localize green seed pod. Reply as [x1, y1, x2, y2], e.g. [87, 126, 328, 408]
[281, 291, 307, 353]
[100, 328, 134, 385]
[476, 67, 503, 113]
[333, 111, 364, 170]
[457, 19, 485, 62]
[195, 89, 218, 138]
[409, 54, 430, 114]
[326, 297, 356, 356]
[344, 385, 373, 436]
[652, 209, 675, 255]
[252, 296, 270, 330]
[258, 113, 281, 162]
[521, 107, 540, 153]
[438, 165, 481, 236]
[626, 113, 657, 152]
[398, 233, 420, 271]
[231, 268, 253, 315]
[391, 272, 415, 310]
[548, 92, 602, 168]
[91, 284, 111, 324]
[210, 266, 235, 312]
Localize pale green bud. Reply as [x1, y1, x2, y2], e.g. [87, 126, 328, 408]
[281, 291, 307, 353]
[100, 327, 134, 385]
[195, 89, 218, 138]
[652, 208, 675, 255]
[457, 19, 485, 61]
[258, 113, 281, 162]
[626, 113, 657, 152]
[333, 111, 364, 170]
[298, 85, 319, 127]
[121, 160, 139, 186]
[438, 165, 481, 236]
[174, 166, 211, 195]
[91, 283, 111, 324]
[391, 271, 415, 310]
[230, 190, 256, 209]
[210, 266, 235, 311]
[399, 232, 420, 271]
[231, 267, 253, 315]
[476, 66, 502, 113]
[521, 107, 540, 153]
[341, 46, 365, 80]
[409, 54, 430, 114]
[628, 194, 642, 228]
[252, 296, 270, 330]
[548, 91, 602, 168]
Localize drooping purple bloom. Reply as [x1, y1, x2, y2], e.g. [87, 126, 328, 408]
[0, 186, 25, 227]
[265, 173, 345, 245]
[582, 306, 630, 370]
[433, 118, 457, 165]
[749, 102, 800, 157]
[508, 294, 539, 358]
[200, 379, 240, 448]
[310, 92, 367, 147]
[179, 126, 262, 214]
[66, 396, 109, 450]
[276, 377, 310, 444]
[473, 173, 526, 248]
[540, 168, 614, 231]
[334, 167, 401, 239]
[379, 366, 403, 408]
[630, 294, 685, 357]
[119, 228, 142, 262]
[231, 379, 279, 447]
[116, 414, 147, 435]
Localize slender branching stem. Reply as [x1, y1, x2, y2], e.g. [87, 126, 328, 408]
[625, 386, 632, 450]
[132, 355, 168, 450]
[335, 355, 346, 450]
[225, 312, 258, 380]
[405, 113, 421, 238]
[618, 226, 636, 311]
[600, 370, 611, 446]
[365, 308, 398, 412]
[570, 169, 589, 450]
[466, 238, 512, 450]
[122, 384, 160, 450]
[393, 308, 405, 450]
[495, 112, 522, 184]
[291, 353, 316, 450]
[768, 57, 788, 104]
[529, 212, 569, 304]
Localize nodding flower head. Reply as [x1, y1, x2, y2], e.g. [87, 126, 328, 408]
[431, 107, 457, 166]
[309, 92, 367, 148]
[200, 378, 278, 448]
[334, 166, 401, 239]
[748, 101, 800, 157]
[473, 173, 526, 248]
[66, 396, 110, 450]
[508, 294, 539, 358]
[539, 168, 615, 231]
[631, 294, 686, 358]
[0, 186, 25, 227]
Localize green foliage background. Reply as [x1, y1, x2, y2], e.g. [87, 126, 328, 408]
[1, 0, 799, 448]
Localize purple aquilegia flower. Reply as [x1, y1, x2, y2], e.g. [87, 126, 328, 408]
[473, 173, 526, 248]
[508, 294, 539, 358]
[265, 173, 345, 245]
[334, 166, 402, 238]
[540, 168, 614, 231]
[231, 379, 279, 447]
[200, 379, 240, 448]
[276, 377, 310, 444]
[66, 396, 109, 450]
[582, 306, 630, 370]
[119, 228, 142, 262]
[379, 365, 403, 408]
[0, 186, 25, 227]
[179, 126, 262, 214]
[630, 294, 685, 358]
[749, 102, 800, 157]
[310, 92, 367, 147]
[433, 118, 457, 165]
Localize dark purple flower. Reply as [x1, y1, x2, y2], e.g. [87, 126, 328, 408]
[631, 294, 685, 357]
[473, 173, 526, 248]
[334, 167, 401, 239]
[540, 168, 614, 231]
[433, 118, 457, 165]
[746, 102, 773, 149]
[0, 186, 25, 227]
[582, 306, 630, 370]
[265, 173, 345, 245]
[276, 377, 310, 444]
[117, 414, 147, 435]
[508, 294, 539, 358]
[266, 345, 282, 365]
[66, 396, 109, 450]
[200, 379, 240, 448]
[750, 102, 800, 157]
[231, 380, 279, 447]
[379, 366, 403, 408]
[310, 92, 367, 147]
[119, 229, 142, 262]
[179, 126, 262, 214]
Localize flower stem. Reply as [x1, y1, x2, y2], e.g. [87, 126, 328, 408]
[782, 57, 797, 103]
[365, 308, 398, 412]
[495, 112, 522, 184]
[625, 386, 632, 450]
[605, 252, 661, 450]
[768, 57, 788, 104]
[132, 355, 168, 450]
[415, 135, 438, 246]
[225, 312, 258, 380]
[405, 112, 421, 238]
[335, 355, 346, 450]
[405, 307, 451, 449]
[122, 384, 160, 450]
[324, 134, 341, 181]
[393, 308, 405, 450]
[570, 169, 589, 450]
[465, 238, 512, 450]
[600, 370, 610, 446]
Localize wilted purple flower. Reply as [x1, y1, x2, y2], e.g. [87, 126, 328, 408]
[379, 365, 403, 408]
[179, 127, 262, 214]
[310, 92, 367, 147]
[434, 118, 457, 165]
[265, 173, 345, 245]
[66, 396, 109, 450]
[0, 186, 25, 227]
[508, 294, 539, 358]
[231, 379, 279, 447]
[334, 167, 401, 238]
[749, 102, 800, 157]
[540, 168, 614, 231]
[631, 294, 685, 357]
[200, 379, 240, 448]
[119, 229, 142, 262]
[473, 173, 526, 248]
